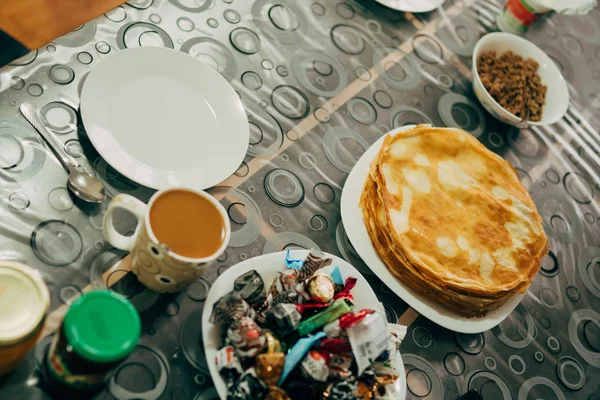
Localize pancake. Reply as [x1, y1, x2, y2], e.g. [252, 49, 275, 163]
[360, 125, 548, 317]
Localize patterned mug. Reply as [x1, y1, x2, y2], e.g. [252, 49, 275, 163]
[103, 188, 230, 293]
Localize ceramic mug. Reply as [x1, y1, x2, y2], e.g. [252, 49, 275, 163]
[103, 188, 230, 293]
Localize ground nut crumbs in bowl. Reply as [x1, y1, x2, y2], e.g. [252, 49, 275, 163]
[477, 50, 547, 122]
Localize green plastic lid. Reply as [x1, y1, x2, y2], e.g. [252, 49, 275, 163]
[63, 291, 141, 364]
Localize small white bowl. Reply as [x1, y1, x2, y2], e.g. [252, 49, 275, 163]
[472, 32, 569, 126]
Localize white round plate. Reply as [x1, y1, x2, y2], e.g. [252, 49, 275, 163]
[340, 126, 524, 334]
[80, 47, 249, 190]
[373, 0, 445, 13]
[202, 250, 407, 400]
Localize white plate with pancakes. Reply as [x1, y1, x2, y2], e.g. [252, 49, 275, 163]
[202, 250, 407, 400]
[341, 125, 539, 334]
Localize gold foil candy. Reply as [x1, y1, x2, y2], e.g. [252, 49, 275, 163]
[264, 386, 291, 400]
[307, 273, 335, 303]
[255, 332, 285, 386]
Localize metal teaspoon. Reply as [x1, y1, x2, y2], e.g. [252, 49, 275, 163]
[19, 103, 106, 203]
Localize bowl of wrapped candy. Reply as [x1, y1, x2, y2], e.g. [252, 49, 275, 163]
[202, 249, 408, 400]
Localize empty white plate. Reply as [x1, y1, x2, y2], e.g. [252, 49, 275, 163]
[202, 250, 407, 400]
[340, 126, 524, 334]
[373, 0, 444, 12]
[80, 47, 249, 190]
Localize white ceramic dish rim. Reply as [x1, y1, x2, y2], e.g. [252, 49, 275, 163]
[372, 0, 445, 13]
[471, 32, 569, 126]
[80, 47, 249, 190]
[340, 126, 525, 334]
[202, 249, 407, 400]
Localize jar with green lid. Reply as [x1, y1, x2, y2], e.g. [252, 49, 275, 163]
[45, 291, 141, 395]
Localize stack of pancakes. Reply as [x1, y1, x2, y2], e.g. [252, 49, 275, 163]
[360, 125, 548, 317]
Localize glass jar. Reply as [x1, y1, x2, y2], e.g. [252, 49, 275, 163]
[0, 260, 50, 376]
[44, 291, 141, 396]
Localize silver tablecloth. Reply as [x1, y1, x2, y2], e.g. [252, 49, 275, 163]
[0, 0, 599, 398]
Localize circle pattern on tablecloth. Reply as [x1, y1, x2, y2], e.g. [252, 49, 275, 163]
[2, 3, 600, 399]
[31, 220, 83, 266]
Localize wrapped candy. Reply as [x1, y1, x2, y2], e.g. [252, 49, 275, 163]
[256, 290, 299, 324]
[295, 302, 329, 317]
[271, 249, 332, 299]
[256, 332, 285, 386]
[268, 269, 298, 298]
[234, 270, 266, 308]
[297, 299, 353, 336]
[278, 331, 326, 385]
[323, 309, 374, 338]
[356, 381, 374, 400]
[333, 277, 357, 304]
[265, 303, 302, 336]
[300, 350, 329, 382]
[284, 250, 304, 269]
[323, 380, 358, 400]
[215, 345, 243, 384]
[306, 273, 335, 303]
[227, 368, 267, 400]
[283, 378, 327, 400]
[211, 292, 256, 329]
[227, 316, 266, 358]
[357, 368, 399, 399]
[328, 352, 353, 380]
[296, 249, 332, 281]
[272, 290, 300, 307]
[317, 338, 352, 354]
[347, 313, 389, 375]
[264, 386, 291, 400]
[374, 323, 408, 367]
[329, 266, 344, 292]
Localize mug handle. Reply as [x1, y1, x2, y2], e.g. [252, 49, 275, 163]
[103, 194, 147, 251]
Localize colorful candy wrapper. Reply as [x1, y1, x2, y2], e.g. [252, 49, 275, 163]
[227, 368, 267, 400]
[277, 331, 326, 385]
[283, 378, 328, 400]
[284, 249, 304, 269]
[296, 249, 332, 282]
[295, 302, 329, 317]
[300, 350, 329, 382]
[265, 303, 302, 336]
[211, 292, 256, 328]
[256, 332, 285, 386]
[215, 345, 243, 385]
[256, 289, 300, 321]
[333, 277, 357, 304]
[306, 273, 335, 303]
[227, 316, 266, 358]
[329, 266, 344, 290]
[271, 250, 331, 301]
[268, 270, 297, 298]
[264, 386, 291, 400]
[234, 270, 266, 308]
[328, 352, 353, 380]
[389, 323, 407, 344]
[297, 299, 353, 336]
[374, 323, 407, 367]
[317, 338, 353, 354]
[361, 367, 399, 399]
[324, 380, 358, 400]
[346, 312, 390, 375]
[272, 290, 299, 306]
[323, 309, 374, 338]
[356, 369, 377, 400]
